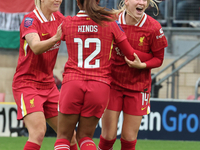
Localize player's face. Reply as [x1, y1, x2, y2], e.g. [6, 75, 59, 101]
[42, 0, 62, 12]
[125, 0, 148, 20]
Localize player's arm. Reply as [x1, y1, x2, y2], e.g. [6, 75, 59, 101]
[25, 23, 62, 55]
[116, 39, 153, 62]
[144, 48, 164, 69]
[125, 48, 164, 69]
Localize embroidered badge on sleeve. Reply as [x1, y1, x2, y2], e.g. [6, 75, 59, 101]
[24, 17, 34, 28]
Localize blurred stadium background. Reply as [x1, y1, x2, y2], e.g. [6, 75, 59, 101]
[1, 0, 200, 147]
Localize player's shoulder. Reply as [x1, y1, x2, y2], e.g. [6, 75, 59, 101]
[146, 15, 162, 30]
[21, 12, 37, 27]
[23, 12, 36, 20]
[62, 15, 72, 24]
[65, 15, 72, 20]
[53, 11, 65, 20]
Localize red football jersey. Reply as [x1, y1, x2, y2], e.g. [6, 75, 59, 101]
[111, 11, 168, 92]
[61, 10, 127, 85]
[12, 7, 64, 89]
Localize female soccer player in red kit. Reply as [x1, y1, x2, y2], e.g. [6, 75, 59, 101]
[12, 0, 77, 150]
[98, 0, 168, 150]
[54, 0, 154, 150]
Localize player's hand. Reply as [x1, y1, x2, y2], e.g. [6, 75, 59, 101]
[124, 53, 147, 69]
[53, 23, 62, 42]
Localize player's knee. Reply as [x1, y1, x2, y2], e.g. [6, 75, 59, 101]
[121, 131, 138, 141]
[29, 125, 46, 144]
[101, 132, 116, 140]
[35, 132, 46, 144]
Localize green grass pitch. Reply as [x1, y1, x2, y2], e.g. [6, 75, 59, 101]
[0, 137, 200, 150]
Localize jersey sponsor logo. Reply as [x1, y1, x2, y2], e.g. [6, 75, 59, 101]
[139, 36, 145, 46]
[160, 28, 164, 34]
[78, 25, 98, 32]
[42, 33, 49, 36]
[30, 98, 35, 108]
[24, 17, 33, 28]
[115, 20, 124, 32]
[115, 46, 124, 56]
[156, 28, 165, 39]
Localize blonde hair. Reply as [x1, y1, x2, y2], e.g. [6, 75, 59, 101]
[114, 0, 161, 16]
[34, 0, 41, 9]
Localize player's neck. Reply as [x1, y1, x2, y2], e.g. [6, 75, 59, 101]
[40, 7, 52, 21]
[125, 11, 142, 25]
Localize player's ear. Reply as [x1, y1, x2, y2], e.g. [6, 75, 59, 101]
[125, 0, 129, 6]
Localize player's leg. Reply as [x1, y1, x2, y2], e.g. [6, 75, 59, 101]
[98, 88, 123, 150]
[120, 113, 142, 150]
[98, 109, 120, 150]
[77, 81, 110, 150]
[101, 109, 120, 140]
[120, 91, 150, 150]
[45, 85, 78, 149]
[54, 113, 79, 150]
[23, 112, 47, 149]
[46, 116, 78, 149]
[12, 86, 51, 150]
[55, 81, 85, 150]
[77, 116, 100, 150]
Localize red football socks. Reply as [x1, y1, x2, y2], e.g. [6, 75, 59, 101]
[54, 139, 70, 150]
[120, 138, 137, 150]
[23, 141, 40, 150]
[98, 135, 116, 150]
[78, 137, 97, 150]
[70, 143, 78, 150]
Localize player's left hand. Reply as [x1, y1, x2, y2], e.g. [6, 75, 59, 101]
[125, 53, 147, 69]
[54, 23, 62, 41]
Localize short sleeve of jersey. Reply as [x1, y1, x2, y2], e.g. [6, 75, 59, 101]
[150, 23, 168, 52]
[21, 16, 38, 39]
[61, 16, 71, 41]
[111, 21, 127, 44]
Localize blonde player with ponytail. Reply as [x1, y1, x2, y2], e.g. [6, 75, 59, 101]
[98, 0, 168, 149]
[12, 0, 77, 149]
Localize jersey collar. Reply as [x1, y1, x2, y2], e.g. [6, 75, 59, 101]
[118, 10, 147, 27]
[76, 10, 88, 17]
[33, 7, 56, 23]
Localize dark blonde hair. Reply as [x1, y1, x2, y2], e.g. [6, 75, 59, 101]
[34, 0, 41, 9]
[79, 0, 116, 26]
[115, 0, 161, 16]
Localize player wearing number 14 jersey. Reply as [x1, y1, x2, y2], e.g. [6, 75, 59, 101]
[54, 0, 154, 150]
[98, 0, 168, 150]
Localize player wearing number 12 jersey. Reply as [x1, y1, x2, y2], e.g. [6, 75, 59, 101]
[54, 0, 154, 150]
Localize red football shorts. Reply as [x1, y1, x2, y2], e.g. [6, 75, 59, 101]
[59, 80, 110, 118]
[12, 85, 59, 120]
[107, 88, 151, 116]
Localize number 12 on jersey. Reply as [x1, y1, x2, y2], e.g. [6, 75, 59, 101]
[74, 38, 101, 68]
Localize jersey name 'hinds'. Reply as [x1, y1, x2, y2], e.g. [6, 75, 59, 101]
[78, 25, 98, 32]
